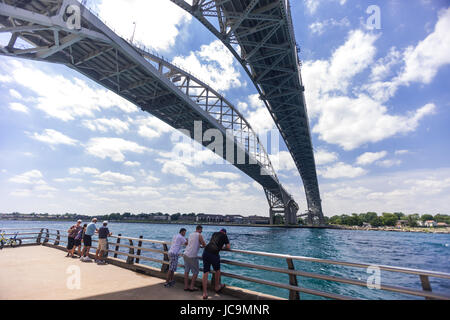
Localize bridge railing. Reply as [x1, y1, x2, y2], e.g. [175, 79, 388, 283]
[2, 228, 449, 300]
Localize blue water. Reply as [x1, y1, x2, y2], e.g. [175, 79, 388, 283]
[2, 220, 449, 300]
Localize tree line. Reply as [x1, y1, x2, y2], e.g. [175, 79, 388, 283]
[322, 212, 449, 227]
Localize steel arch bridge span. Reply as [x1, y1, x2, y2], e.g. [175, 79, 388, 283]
[171, 0, 325, 225]
[0, 0, 299, 224]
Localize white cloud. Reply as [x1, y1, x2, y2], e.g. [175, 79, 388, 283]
[303, 28, 438, 150]
[124, 161, 141, 167]
[318, 162, 367, 179]
[95, 171, 136, 184]
[397, 7, 450, 85]
[9, 170, 45, 185]
[201, 171, 241, 181]
[321, 168, 450, 215]
[315, 149, 339, 166]
[309, 18, 350, 35]
[69, 167, 100, 175]
[82, 118, 129, 134]
[356, 151, 388, 166]
[134, 115, 174, 139]
[9, 89, 22, 100]
[85, 137, 150, 162]
[0, 59, 137, 122]
[69, 187, 90, 193]
[377, 159, 403, 168]
[270, 151, 297, 172]
[9, 102, 29, 114]
[395, 150, 410, 155]
[370, 47, 402, 82]
[172, 40, 243, 92]
[29, 129, 78, 147]
[97, 0, 191, 52]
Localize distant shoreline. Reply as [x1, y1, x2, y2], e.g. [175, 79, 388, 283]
[0, 218, 300, 229]
[3, 218, 449, 233]
[329, 225, 450, 234]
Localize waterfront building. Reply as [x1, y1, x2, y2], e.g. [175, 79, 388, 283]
[425, 220, 437, 228]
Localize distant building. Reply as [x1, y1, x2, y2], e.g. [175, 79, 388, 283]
[424, 220, 437, 228]
[196, 214, 225, 223]
[243, 215, 270, 225]
[436, 222, 448, 228]
[224, 215, 244, 224]
[152, 215, 170, 221]
[396, 220, 409, 228]
[362, 222, 372, 228]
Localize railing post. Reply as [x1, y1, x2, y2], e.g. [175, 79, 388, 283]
[286, 258, 300, 300]
[54, 230, 60, 246]
[420, 275, 433, 300]
[136, 235, 143, 264]
[114, 234, 121, 258]
[43, 229, 50, 244]
[126, 239, 134, 264]
[161, 243, 169, 273]
[36, 228, 44, 244]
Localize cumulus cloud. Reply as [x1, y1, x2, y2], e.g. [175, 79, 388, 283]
[85, 137, 150, 162]
[95, 171, 136, 184]
[9, 170, 45, 185]
[0, 59, 138, 122]
[97, 0, 191, 52]
[309, 18, 350, 35]
[29, 129, 78, 147]
[303, 28, 438, 150]
[356, 151, 388, 166]
[82, 118, 130, 134]
[9, 102, 29, 114]
[172, 40, 243, 92]
[318, 162, 367, 179]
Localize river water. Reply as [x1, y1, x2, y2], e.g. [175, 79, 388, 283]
[2, 220, 449, 300]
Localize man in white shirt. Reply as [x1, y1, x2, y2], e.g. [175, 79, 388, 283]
[183, 225, 206, 292]
[165, 228, 188, 287]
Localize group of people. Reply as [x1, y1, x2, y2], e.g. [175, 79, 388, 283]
[65, 220, 229, 299]
[66, 218, 112, 264]
[165, 225, 230, 300]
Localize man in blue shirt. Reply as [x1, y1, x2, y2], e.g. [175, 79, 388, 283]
[81, 218, 97, 261]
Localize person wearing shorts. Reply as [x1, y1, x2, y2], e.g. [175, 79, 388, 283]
[66, 220, 82, 258]
[73, 224, 86, 258]
[95, 221, 111, 264]
[183, 225, 206, 292]
[165, 228, 188, 288]
[202, 229, 230, 300]
[81, 218, 97, 261]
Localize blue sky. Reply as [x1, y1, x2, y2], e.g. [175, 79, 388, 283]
[0, 0, 449, 217]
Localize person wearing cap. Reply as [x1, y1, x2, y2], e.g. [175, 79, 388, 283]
[201, 228, 230, 300]
[81, 218, 98, 261]
[95, 221, 112, 264]
[66, 220, 83, 258]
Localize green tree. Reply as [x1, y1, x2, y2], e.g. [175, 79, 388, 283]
[421, 214, 434, 222]
[381, 213, 398, 226]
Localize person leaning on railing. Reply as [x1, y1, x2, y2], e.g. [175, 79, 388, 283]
[66, 220, 82, 258]
[81, 218, 98, 262]
[202, 228, 230, 300]
[95, 221, 112, 264]
[165, 228, 188, 288]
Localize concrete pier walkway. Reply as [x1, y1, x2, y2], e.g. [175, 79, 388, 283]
[0, 246, 237, 300]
